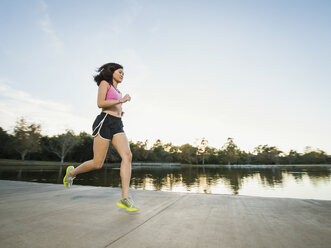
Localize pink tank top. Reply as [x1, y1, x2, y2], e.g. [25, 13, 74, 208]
[104, 84, 125, 116]
[105, 84, 122, 103]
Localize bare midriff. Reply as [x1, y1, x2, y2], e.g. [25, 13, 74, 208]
[102, 105, 122, 118]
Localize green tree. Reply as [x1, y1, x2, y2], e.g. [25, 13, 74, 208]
[237, 150, 252, 164]
[221, 137, 240, 165]
[204, 146, 218, 164]
[301, 148, 328, 164]
[150, 139, 169, 162]
[163, 142, 180, 162]
[287, 150, 301, 164]
[179, 143, 197, 164]
[130, 140, 149, 162]
[194, 137, 209, 164]
[70, 132, 94, 162]
[36, 136, 59, 161]
[13, 117, 42, 160]
[0, 127, 15, 159]
[254, 145, 282, 164]
[48, 129, 79, 163]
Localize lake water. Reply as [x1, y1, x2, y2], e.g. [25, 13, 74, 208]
[1, 164, 330, 200]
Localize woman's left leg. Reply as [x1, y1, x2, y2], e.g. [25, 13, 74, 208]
[111, 132, 132, 199]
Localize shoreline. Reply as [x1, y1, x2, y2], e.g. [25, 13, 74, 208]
[1, 159, 330, 168]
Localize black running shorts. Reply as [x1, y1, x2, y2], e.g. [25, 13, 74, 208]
[92, 112, 124, 141]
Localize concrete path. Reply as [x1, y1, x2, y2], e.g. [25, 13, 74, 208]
[0, 180, 330, 248]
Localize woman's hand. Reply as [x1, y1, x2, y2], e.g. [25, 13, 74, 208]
[121, 94, 131, 103]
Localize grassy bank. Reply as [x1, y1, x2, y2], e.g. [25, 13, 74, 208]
[0, 159, 120, 168]
[1, 159, 330, 168]
[178, 163, 331, 168]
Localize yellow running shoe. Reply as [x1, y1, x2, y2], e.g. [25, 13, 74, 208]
[63, 166, 75, 189]
[117, 197, 140, 212]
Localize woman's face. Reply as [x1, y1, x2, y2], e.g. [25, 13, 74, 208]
[113, 68, 124, 83]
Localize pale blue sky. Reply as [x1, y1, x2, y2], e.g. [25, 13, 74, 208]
[0, 0, 330, 153]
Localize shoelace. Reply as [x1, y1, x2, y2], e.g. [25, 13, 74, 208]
[124, 198, 135, 207]
[67, 176, 75, 182]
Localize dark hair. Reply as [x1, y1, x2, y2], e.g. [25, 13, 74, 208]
[93, 63, 123, 86]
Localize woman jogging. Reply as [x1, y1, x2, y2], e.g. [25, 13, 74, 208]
[63, 62, 139, 212]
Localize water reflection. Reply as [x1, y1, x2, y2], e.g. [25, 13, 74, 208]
[0, 165, 330, 200]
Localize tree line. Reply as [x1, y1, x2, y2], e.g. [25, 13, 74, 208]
[0, 117, 330, 165]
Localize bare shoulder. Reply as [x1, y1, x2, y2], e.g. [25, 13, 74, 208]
[100, 80, 110, 90]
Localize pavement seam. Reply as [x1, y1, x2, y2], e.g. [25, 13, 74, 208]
[104, 194, 186, 248]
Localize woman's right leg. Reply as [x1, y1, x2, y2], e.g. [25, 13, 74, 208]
[69, 134, 110, 178]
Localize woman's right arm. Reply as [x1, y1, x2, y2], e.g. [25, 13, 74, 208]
[97, 80, 122, 108]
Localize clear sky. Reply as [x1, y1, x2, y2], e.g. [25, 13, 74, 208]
[0, 0, 330, 154]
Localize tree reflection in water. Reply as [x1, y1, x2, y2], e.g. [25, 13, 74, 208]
[0, 164, 330, 199]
